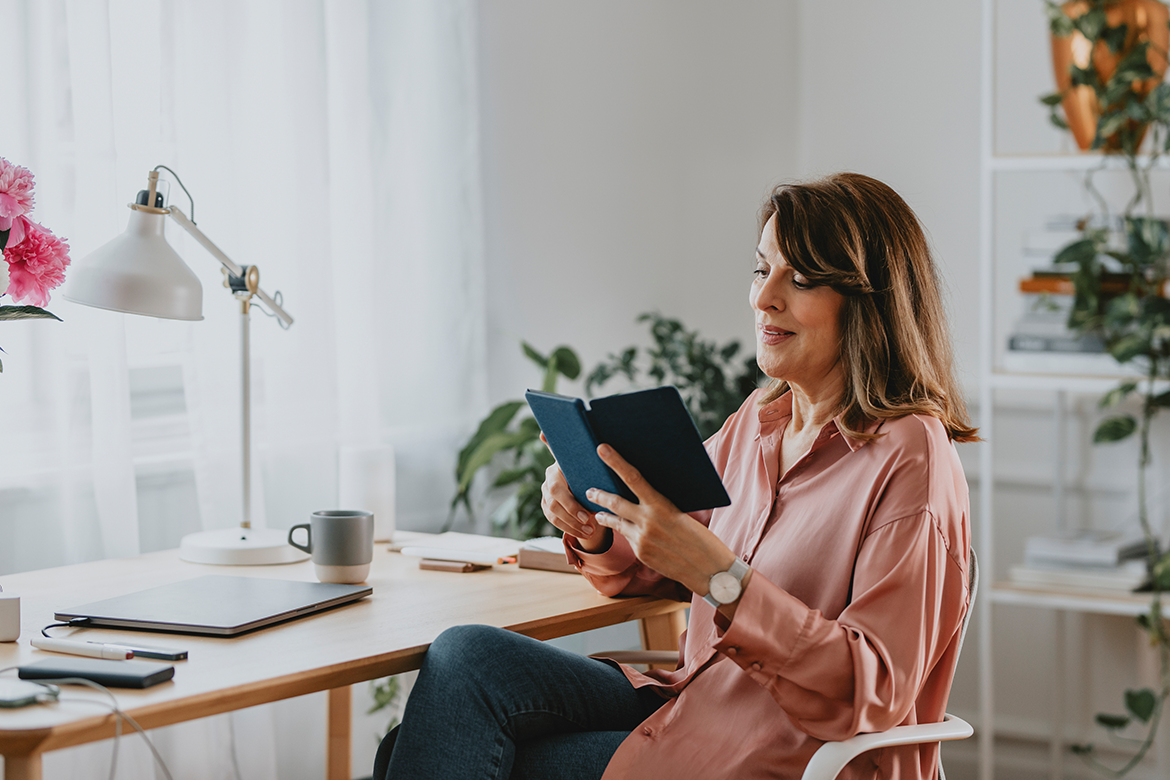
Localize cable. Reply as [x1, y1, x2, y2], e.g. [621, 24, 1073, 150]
[254, 289, 292, 330]
[41, 617, 91, 637]
[0, 671, 175, 780]
[152, 165, 196, 224]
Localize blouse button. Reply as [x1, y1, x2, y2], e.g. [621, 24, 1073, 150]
[741, 553, 749, 562]
[726, 646, 738, 656]
[751, 662, 762, 672]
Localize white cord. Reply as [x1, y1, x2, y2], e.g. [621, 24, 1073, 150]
[0, 670, 175, 780]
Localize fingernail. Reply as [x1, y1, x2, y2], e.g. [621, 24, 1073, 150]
[581, 524, 594, 536]
[586, 489, 598, 500]
[577, 511, 591, 523]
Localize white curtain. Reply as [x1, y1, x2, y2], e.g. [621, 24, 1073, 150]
[0, 0, 486, 777]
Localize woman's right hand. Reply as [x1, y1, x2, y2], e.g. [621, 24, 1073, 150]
[540, 447, 613, 553]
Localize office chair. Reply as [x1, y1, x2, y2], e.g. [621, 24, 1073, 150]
[592, 551, 978, 780]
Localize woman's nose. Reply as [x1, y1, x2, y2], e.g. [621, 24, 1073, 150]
[752, 276, 784, 312]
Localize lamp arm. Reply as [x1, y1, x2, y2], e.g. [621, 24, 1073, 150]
[165, 206, 295, 327]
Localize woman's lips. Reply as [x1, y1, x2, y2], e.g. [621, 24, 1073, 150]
[757, 324, 793, 346]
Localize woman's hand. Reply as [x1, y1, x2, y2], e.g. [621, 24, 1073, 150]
[540, 435, 612, 553]
[588, 443, 741, 599]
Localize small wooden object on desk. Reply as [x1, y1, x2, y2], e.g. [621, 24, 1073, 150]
[419, 559, 490, 573]
[518, 547, 579, 575]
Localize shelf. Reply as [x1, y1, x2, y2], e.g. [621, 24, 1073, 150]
[987, 371, 1134, 393]
[991, 582, 1166, 617]
[989, 153, 1170, 172]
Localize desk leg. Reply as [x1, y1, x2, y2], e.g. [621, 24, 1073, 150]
[639, 610, 686, 671]
[327, 686, 352, 780]
[4, 755, 42, 780]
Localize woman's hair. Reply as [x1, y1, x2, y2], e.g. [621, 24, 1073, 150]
[758, 172, 978, 443]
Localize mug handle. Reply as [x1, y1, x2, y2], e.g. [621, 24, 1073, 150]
[288, 524, 312, 553]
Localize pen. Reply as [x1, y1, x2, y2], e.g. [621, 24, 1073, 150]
[31, 637, 134, 660]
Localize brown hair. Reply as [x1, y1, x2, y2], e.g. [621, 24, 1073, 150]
[758, 172, 978, 443]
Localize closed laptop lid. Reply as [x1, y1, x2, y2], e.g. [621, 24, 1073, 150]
[55, 575, 373, 636]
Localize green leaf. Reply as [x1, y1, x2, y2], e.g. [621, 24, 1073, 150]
[1094, 415, 1137, 443]
[1153, 553, 1170, 589]
[493, 467, 534, 488]
[1102, 22, 1128, 52]
[1100, 381, 1138, 409]
[550, 346, 581, 380]
[0, 305, 63, 322]
[1153, 388, 1170, 408]
[1073, 7, 1107, 42]
[0, 228, 8, 251]
[457, 429, 537, 494]
[1095, 713, 1131, 730]
[1054, 239, 1098, 267]
[1109, 333, 1148, 364]
[1070, 743, 1095, 756]
[1040, 92, 1065, 107]
[456, 401, 524, 476]
[1046, 1, 1075, 37]
[521, 341, 548, 369]
[1125, 689, 1157, 723]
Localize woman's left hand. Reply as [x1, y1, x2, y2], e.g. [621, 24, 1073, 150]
[587, 443, 741, 598]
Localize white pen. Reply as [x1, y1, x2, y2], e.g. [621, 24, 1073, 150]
[31, 637, 134, 660]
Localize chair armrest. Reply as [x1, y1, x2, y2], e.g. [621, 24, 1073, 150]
[589, 650, 681, 666]
[799, 714, 973, 780]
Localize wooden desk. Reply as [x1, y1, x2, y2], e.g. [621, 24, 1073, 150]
[0, 545, 687, 780]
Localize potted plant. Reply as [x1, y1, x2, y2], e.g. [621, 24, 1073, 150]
[447, 313, 759, 541]
[1043, 1, 1170, 772]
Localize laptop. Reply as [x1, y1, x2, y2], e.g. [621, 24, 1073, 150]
[54, 575, 373, 637]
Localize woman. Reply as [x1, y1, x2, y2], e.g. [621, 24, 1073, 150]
[375, 172, 976, 780]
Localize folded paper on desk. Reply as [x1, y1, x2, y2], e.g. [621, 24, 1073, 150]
[399, 532, 521, 565]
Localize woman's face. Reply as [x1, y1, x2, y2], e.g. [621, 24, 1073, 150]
[750, 214, 846, 396]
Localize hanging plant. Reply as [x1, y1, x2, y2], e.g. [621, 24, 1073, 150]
[1042, 1, 1170, 774]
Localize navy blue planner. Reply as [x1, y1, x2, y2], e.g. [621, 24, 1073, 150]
[525, 386, 730, 514]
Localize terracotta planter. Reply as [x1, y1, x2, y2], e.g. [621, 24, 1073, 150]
[1051, 0, 1170, 151]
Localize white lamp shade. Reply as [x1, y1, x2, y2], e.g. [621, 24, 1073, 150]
[63, 209, 204, 321]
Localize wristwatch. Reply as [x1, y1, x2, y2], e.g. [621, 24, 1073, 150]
[702, 558, 751, 608]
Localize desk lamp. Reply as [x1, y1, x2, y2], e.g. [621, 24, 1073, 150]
[64, 167, 309, 565]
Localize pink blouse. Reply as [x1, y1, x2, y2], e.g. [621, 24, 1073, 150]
[564, 389, 971, 780]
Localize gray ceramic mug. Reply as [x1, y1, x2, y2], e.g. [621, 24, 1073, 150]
[288, 510, 375, 583]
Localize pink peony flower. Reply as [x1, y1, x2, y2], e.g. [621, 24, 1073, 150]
[4, 220, 70, 308]
[0, 158, 35, 232]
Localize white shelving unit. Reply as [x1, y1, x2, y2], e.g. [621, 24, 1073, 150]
[978, 3, 1170, 779]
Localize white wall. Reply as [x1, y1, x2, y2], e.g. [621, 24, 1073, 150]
[479, 0, 801, 403]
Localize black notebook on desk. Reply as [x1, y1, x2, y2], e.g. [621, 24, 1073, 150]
[525, 386, 730, 514]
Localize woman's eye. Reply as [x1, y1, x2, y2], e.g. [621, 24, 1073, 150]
[753, 266, 768, 278]
[792, 274, 813, 290]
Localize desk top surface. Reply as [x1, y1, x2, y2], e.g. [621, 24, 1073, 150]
[0, 543, 684, 755]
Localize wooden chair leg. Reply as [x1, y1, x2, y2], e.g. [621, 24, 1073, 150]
[638, 609, 687, 671]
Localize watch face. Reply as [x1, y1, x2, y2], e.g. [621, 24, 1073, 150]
[709, 571, 742, 605]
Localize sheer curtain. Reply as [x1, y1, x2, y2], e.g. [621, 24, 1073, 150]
[0, 0, 486, 777]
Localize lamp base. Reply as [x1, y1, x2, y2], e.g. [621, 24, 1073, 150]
[178, 527, 309, 566]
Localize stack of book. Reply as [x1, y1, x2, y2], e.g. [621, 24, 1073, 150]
[1010, 530, 1150, 593]
[1003, 272, 1120, 375]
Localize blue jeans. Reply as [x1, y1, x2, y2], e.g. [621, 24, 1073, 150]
[373, 624, 665, 780]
